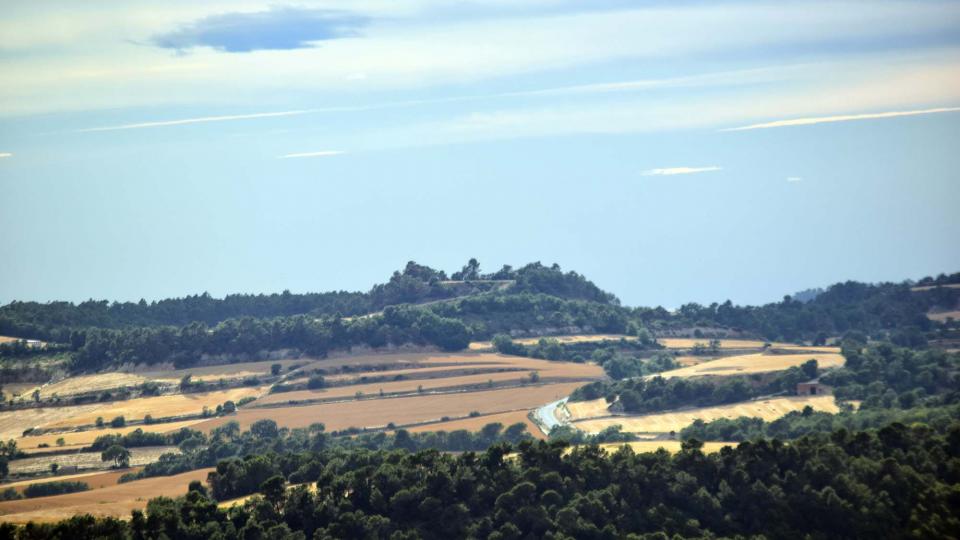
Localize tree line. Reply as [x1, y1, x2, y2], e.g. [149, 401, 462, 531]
[5, 418, 959, 539]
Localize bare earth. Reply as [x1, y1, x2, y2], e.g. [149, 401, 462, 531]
[17, 419, 207, 451]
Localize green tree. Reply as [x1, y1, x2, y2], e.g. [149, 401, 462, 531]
[101, 445, 131, 468]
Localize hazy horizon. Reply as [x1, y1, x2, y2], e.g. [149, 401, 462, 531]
[2, 1, 959, 308]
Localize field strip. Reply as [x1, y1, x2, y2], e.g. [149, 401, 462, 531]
[8, 446, 178, 476]
[257, 373, 596, 407]
[403, 410, 544, 439]
[649, 352, 844, 379]
[593, 441, 734, 454]
[16, 419, 207, 451]
[571, 395, 841, 435]
[0, 468, 212, 523]
[194, 382, 587, 433]
[2, 468, 143, 492]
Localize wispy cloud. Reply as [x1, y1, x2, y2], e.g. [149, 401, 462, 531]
[0, 153, 12, 159]
[722, 107, 960, 131]
[787, 176, 803, 182]
[76, 110, 324, 132]
[279, 150, 345, 159]
[152, 8, 368, 53]
[641, 166, 722, 176]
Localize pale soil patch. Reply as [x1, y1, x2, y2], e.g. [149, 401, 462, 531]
[565, 398, 612, 421]
[470, 334, 635, 350]
[0, 336, 21, 344]
[0, 468, 212, 523]
[36, 373, 149, 399]
[404, 410, 544, 440]
[650, 353, 844, 379]
[0, 405, 106, 441]
[927, 310, 960, 322]
[595, 441, 733, 454]
[572, 395, 841, 435]
[42, 387, 267, 428]
[195, 382, 587, 433]
[17, 419, 206, 450]
[138, 359, 303, 383]
[8, 446, 178, 475]
[3, 468, 143, 492]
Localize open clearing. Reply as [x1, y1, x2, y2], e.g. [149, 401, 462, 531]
[660, 338, 775, 349]
[564, 398, 612, 421]
[16, 419, 207, 451]
[8, 447, 177, 476]
[571, 395, 841, 435]
[42, 386, 267, 429]
[0, 336, 22, 344]
[196, 383, 586, 433]
[650, 353, 844, 379]
[0, 468, 212, 524]
[404, 410, 543, 439]
[911, 283, 960, 292]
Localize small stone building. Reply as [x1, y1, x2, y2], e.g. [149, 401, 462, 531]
[796, 378, 832, 396]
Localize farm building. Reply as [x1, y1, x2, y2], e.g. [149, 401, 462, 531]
[796, 379, 832, 396]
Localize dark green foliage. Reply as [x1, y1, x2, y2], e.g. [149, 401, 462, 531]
[11, 420, 960, 539]
[22, 481, 89, 498]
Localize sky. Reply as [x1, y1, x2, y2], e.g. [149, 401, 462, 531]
[1, 0, 959, 309]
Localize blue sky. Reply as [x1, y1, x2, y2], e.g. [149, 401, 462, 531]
[1, 0, 959, 308]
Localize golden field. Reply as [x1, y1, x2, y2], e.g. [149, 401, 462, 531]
[571, 395, 841, 435]
[0, 468, 212, 524]
[650, 353, 844, 379]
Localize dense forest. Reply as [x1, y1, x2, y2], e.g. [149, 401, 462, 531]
[5, 420, 959, 539]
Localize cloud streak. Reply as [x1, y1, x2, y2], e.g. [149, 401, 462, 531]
[279, 150, 345, 159]
[722, 107, 960, 131]
[76, 110, 325, 132]
[0, 153, 12, 158]
[641, 166, 722, 176]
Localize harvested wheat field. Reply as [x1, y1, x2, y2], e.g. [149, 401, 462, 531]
[0, 405, 106, 441]
[650, 353, 844, 379]
[42, 387, 267, 429]
[257, 371, 549, 406]
[139, 359, 305, 383]
[8, 447, 177, 476]
[658, 338, 782, 350]
[416, 353, 604, 378]
[572, 395, 841, 435]
[0, 468, 212, 524]
[320, 363, 511, 383]
[470, 334, 635, 350]
[196, 382, 586, 433]
[405, 410, 544, 439]
[16, 419, 207, 451]
[36, 373, 149, 399]
[911, 283, 960, 292]
[0, 336, 22, 344]
[564, 398, 612, 421]
[3, 468, 143, 493]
